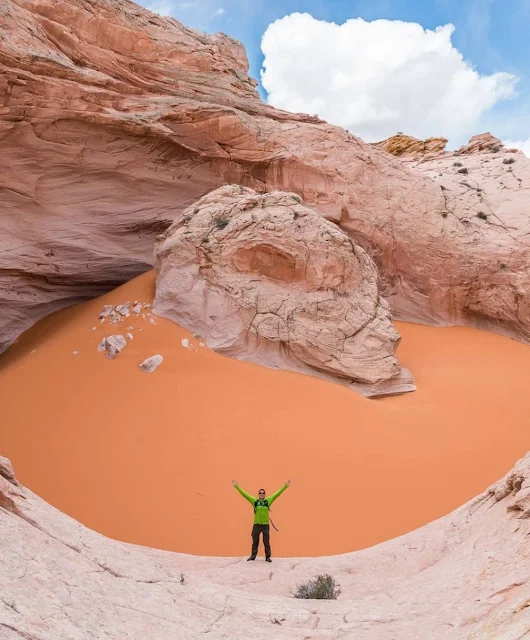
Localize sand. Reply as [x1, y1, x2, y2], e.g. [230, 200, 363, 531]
[2, 270, 530, 558]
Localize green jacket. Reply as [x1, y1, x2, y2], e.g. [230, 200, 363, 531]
[234, 483, 289, 525]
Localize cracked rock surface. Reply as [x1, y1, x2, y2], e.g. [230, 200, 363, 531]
[154, 185, 414, 396]
[2, 453, 530, 639]
[2, 0, 530, 352]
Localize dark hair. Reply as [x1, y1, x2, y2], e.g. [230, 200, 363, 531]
[259, 488, 266, 494]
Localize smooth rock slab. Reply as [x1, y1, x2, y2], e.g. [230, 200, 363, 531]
[2, 452, 530, 639]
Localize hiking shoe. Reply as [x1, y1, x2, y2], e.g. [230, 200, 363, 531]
[247, 556, 256, 561]
[266, 558, 272, 562]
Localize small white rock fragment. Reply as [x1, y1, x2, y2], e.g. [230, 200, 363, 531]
[116, 302, 131, 318]
[30, 349, 37, 354]
[181, 338, 190, 349]
[126, 333, 133, 341]
[149, 318, 156, 324]
[139, 355, 163, 373]
[199, 341, 205, 348]
[98, 334, 127, 360]
[127, 326, 134, 330]
[99, 305, 113, 320]
[92, 326, 97, 331]
[132, 303, 142, 315]
[72, 350, 79, 355]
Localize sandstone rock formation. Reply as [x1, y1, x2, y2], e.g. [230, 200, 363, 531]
[457, 132, 504, 155]
[2, 451, 530, 638]
[154, 185, 414, 396]
[374, 133, 448, 157]
[2, 0, 530, 354]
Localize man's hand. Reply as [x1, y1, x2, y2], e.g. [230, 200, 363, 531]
[232, 480, 238, 486]
[286, 480, 291, 486]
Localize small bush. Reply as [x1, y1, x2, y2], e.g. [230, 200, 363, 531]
[453, 161, 463, 167]
[491, 146, 500, 153]
[476, 211, 488, 220]
[215, 217, 230, 230]
[457, 167, 469, 174]
[499, 263, 507, 269]
[441, 212, 448, 218]
[503, 157, 516, 165]
[293, 574, 341, 600]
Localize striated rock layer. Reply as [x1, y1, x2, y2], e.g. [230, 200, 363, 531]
[2, 0, 530, 352]
[154, 185, 414, 396]
[374, 133, 449, 157]
[2, 450, 530, 639]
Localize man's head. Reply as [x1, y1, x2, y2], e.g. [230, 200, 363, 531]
[258, 488, 266, 500]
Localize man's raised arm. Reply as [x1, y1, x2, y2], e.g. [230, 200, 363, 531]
[268, 480, 291, 506]
[232, 480, 256, 505]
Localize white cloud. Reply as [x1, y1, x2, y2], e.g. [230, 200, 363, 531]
[503, 137, 530, 158]
[261, 13, 518, 146]
[212, 7, 225, 17]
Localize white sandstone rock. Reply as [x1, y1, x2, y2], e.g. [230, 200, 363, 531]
[98, 334, 127, 360]
[139, 355, 163, 372]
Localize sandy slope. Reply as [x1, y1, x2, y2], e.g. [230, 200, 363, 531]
[2, 270, 530, 558]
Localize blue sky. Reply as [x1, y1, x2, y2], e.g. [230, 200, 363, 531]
[138, 0, 530, 149]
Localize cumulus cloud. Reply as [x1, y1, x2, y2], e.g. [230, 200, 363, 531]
[261, 13, 518, 146]
[212, 8, 225, 17]
[503, 137, 530, 158]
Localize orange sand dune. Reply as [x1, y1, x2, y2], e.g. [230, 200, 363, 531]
[2, 271, 530, 558]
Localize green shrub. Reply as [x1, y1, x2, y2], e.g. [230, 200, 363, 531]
[293, 574, 341, 600]
[215, 217, 230, 230]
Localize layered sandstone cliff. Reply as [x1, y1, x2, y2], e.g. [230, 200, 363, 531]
[2, 0, 530, 355]
[2, 450, 530, 639]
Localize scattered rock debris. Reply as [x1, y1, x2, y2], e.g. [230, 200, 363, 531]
[115, 302, 131, 318]
[98, 334, 127, 360]
[181, 338, 190, 349]
[99, 305, 113, 320]
[126, 333, 133, 341]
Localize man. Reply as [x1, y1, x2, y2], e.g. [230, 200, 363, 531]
[232, 480, 291, 562]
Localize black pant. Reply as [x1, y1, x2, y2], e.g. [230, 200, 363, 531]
[251, 524, 271, 559]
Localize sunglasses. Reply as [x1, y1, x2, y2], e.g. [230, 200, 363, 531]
[259, 492, 265, 495]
